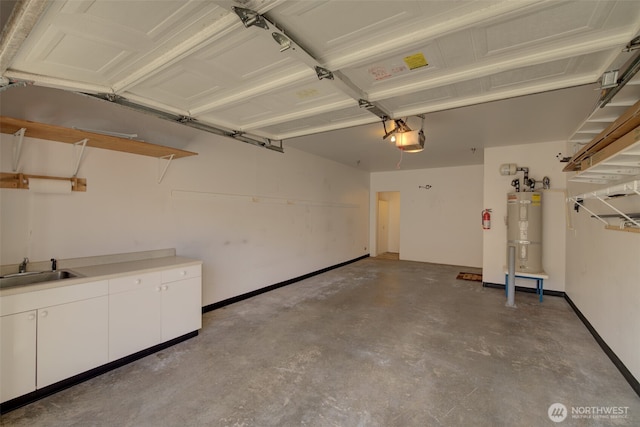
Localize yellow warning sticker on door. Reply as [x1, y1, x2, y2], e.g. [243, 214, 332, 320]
[403, 53, 428, 70]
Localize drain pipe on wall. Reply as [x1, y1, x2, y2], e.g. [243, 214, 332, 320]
[506, 245, 516, 308]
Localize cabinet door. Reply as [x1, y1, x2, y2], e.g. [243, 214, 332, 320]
[0, 311, 37, 402]
[109, 281, 162, 361]
[37, 296, 109, 388]
[161, 264, 201, 284]
[161, 277, 202, 342]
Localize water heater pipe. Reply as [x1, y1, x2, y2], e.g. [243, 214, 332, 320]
[506, 245, 516, 308]
[499, 163, 549, 191]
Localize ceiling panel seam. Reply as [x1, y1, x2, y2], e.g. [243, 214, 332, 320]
[273, 116, 385, 141]
[109, 0, 288, 94]
[188, 69, 316, 115]
[393, 78, 598, 118]
[117, 91, 197, 118]
[368, 32, 631, 102]
[239, 99, 358, 131]
[111, 14, 241, 94]
[3, 70, 112, 94]
[320, 0, 548, 70]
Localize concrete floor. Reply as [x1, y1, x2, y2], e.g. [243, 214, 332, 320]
[1, 258, 639, 426]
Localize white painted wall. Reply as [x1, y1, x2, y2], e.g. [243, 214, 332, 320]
[565, 176, 640, 381]
[483, 141, 567, 291]
[0, 130, 370, 306]
[370, 165, 483, 268]
[377, 191, 400, 253]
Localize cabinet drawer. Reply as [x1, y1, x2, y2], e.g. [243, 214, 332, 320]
[161, 264, 201, 284]
[0, 280, 108, 316]
[109, 272, 161, 294]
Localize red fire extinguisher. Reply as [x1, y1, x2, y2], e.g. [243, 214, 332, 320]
[482, 209, 492, 230]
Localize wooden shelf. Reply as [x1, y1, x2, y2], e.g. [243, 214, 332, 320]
[0, 116, 197, 159]
[564, 74, 640, 173]
[569, 130, 640, 184]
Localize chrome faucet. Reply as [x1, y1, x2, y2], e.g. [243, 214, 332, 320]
[19, 257, 29, 273]
[51, 258, 57, 271]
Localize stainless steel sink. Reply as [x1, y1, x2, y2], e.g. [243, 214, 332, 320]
[0, 270, 84, 289]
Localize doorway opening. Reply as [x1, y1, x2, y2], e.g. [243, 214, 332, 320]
[376, 191, 400, 259]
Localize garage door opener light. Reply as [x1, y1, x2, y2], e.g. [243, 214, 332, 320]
[383, 116, 425, 153]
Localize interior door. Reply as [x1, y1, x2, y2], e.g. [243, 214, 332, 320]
[377, 199, 389, 255]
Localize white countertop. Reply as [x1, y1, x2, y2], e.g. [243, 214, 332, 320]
[0, 256, 201, 297]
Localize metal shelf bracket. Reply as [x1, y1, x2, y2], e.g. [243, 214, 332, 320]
[12, 127, 25, 172]
[569, 198, 609, 225]
[595, 196, 640, 227]
[158, 154, 174, 184]
[72, 139, 88, 177]
[568, 179, 640, 229]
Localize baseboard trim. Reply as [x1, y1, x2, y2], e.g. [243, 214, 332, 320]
[483, 283, 639, 396]
[203, 254, 370, 313]
[482, 281, 565, 298]
[482, 282, 640, 396]
[564, 294, 640, 398]
[0, 331, 198, 414]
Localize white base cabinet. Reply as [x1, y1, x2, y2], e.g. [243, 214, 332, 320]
[0, 280, 108, 401]
[0, 311, 37, 402]
[0, 260, 202, 406]
[161, 277, 201, 341]
[108, 272, 162, 361]
[161, 265, 202, 342]
[37, 296, 109, 388]
[108, 265, 201, 361]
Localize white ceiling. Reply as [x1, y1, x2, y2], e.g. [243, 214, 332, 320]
[1, 0, 639, 171]
[286, 83, 603, 171]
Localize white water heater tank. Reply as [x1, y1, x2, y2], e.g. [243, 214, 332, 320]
[507, 192, 543, 273]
